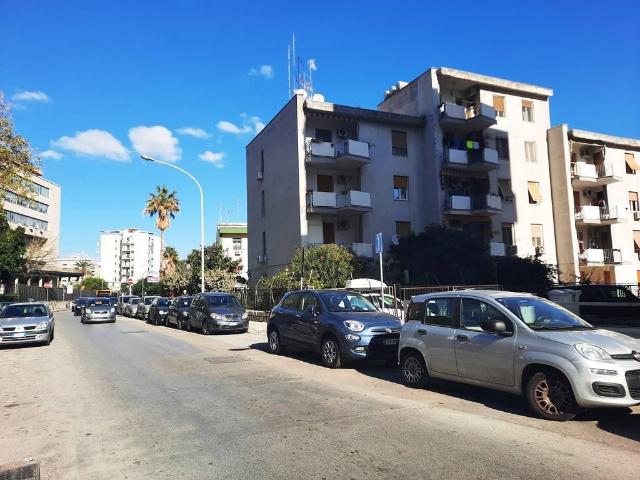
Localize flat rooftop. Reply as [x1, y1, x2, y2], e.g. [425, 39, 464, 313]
[305, 100, 426, 128]
[437, 67, 554, 98]
[569, 128, 640, 150]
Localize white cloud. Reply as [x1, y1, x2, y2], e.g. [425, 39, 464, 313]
[248, 65, 274, 79]
[52, 129, 130, 162]
[11, 90, 50, 102]
[40, 150, 63, 160]
[198, 150, 225, 168]
[128, 125, 182, 162]
[175, 127, 211, 139]
[217, 114, 264, 136]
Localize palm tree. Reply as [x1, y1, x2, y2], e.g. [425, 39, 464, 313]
[162, 246, 179, 276]
[74, 259, 93, 276]
[143, 185, 180, 272]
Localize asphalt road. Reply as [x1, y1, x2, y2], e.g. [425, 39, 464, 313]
[1, 311, 639, 479]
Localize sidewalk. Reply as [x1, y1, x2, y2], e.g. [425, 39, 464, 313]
[249, 320, 267, 335]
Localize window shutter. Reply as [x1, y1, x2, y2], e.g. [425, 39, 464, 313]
[531, 224, 543, 238]
[493, 95, 505, 112]
[634, 231, 640, 249]
[626, 153, 640, 171]
[522, 100, 533, 108]
[527, 181, 543, 202]
[393, 176, 408, 188]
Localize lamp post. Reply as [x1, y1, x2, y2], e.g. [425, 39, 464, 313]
[141, 155, 205, 293]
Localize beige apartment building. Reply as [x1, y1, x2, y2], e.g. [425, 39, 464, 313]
[549, 126, 640, 285]
[246, 67, 560, 282]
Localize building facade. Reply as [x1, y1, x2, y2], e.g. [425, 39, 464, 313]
[2, 172, 61, 255]
[99, 228, 161, 290]
[548, 126, 640, 285]
[247, 67, 559, 282]
[216, 223, 248, 279]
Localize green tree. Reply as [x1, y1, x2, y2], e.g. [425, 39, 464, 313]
[162, 260, 191, 295]
[0, 93, 40, 199]
[74, 259, 94, 276]
[287, 244, 356, 289]
[79, 276, 107, 290]
[162, 246, 179, 275]
[495, 255, 558, 293]
[186, 243, 240, 292]
[143, 185, 180, 268]
[0, 211, 27, 283]
[204, 268, 237, 292]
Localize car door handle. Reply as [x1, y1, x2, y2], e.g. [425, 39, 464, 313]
[417, 329, 427, 335]
[456, 334, 468, 342]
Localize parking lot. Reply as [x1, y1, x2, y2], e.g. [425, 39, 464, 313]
[1, 310, 639, 479]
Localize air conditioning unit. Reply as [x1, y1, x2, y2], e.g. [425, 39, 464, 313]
[337, 175, 348, 184]
[256, 170, 263, 181]
[337, 128, 348, 139]
[506, 245, 518, 256]
[535, 245, 545, 256]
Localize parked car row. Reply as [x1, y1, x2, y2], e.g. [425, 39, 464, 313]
[117, 292, 249, 335]
[266, 289, 640, 421]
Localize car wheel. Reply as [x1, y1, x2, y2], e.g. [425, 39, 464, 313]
[320, 336, 342, 369]
[526, 371, 577, 421]
[202, 320, 210, 335]
[268, 328, 283, 354]
[401, 351, 429, 388]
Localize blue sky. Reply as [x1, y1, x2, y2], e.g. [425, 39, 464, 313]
[1, 0, 639, 259]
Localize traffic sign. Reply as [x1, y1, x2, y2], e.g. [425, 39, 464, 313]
[43, 280, 53, 289]
[127, 278, 134, 286]
[374, 233, 384, 254]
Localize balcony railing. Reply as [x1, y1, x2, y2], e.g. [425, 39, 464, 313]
[336, 139, 370, 159]
[445, 147, 499, 170]
[309, 141, 335, 157]
[445, 193, 501, 213]
[439, 103, 497, 132]
[341, 190, 372, 209]
[307, 190, 371, 211]
[595, 162, 625, 179]
[307, 138, 370, 167]
[571, 161, 623, 184]
[579, 248, 622, 264]
[575, 205, 625, 223]
[307, 191, 337, 209]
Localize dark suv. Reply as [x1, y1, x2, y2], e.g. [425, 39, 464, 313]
[187, 292, 248, 334]
[267, 289, 402, 368]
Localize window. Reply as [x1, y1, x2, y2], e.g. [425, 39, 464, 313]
[629, 192, 639, 212]
[406, 302, 425, 322]
[315, 128, 332, 143]
[2, 191, 49, 213]
[260, 150, 265, 175]
[493, 95, 506, 117]
[502, 223, 514, 246]
[261, 190, 265, 216]
[498, 180, 514, 202]
[232, 238, 242, 251]
[424, 298, 456, 327]
[527, 181, 542, 204]
[460, 298, 512, 333]
[282, 293, 301, 310]
[531, 224, 544, 248]
[396, 221, 411, 237]
[626, 153, 639, 174]
[522, 100, 534, 122]
[391, 130, 408, 156]
[393, 176, 408, 200]
[300, 293, 320, 313]
[496, 137, 509, 160]
[5, 210, 48, 230]
[261, 231, 266, 256]
[524, 141, 537, 163]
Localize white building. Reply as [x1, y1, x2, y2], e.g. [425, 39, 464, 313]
[3, 171, 61, 255]
[99, 228, 161, 290]
[246, 67, 558, 281]
[548, 126, 640, 285]
[56, 253, 99, 277]
[216, 223, 248, 279]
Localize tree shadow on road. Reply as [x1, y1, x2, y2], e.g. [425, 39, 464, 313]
[594, 410, 640, 442]
[249, 342, 326, 367]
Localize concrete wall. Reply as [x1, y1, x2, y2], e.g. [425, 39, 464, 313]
[246, 95, 305, 281]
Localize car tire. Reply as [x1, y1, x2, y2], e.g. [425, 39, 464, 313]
[202, 320, 210, 335]
[526, 370, 577, 421]
[401, 351, 429, 388]
[267, 328, 283, 354]
[320, 336, 342, 369]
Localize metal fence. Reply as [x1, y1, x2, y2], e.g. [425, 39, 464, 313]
[15, 285, 66, 302]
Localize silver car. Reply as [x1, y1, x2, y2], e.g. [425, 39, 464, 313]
[0, 303, 55, 345]
[399, 290, 640, 421]
[81, 297, 116, 324]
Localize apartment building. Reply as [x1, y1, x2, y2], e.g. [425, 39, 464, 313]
[549, 126, 640, 285]
[216, 223, 248, 278]
[247, 67, 558, 281]
[99, 228, 161, 290]
[2, 171, 61, 255]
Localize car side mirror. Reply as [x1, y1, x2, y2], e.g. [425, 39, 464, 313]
[305, 304, 318, 316]
[480, 319, 507, 334]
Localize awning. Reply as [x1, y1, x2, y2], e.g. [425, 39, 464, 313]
[626, 153, 640, 171]
[498, 180, 514, 199]
[629, 191, 638, 203]
[527, 181, 543, 203]
[634, 231, 640, 249]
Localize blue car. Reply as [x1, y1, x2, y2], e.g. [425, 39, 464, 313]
[267, 289, 402, 368]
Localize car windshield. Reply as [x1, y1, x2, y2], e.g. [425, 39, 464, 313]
[88, 298, 110, 307]
[130, 298, 140, 305]
[156, 298, 170, 307]
[144, 297, 157, 305]
[496, 296, 594, 330]
[320, 292, 378, 312]
[76, 298, 88, 305]
[179, 297, 193, 307]
[206, 295, 241, 308]
[1, 304, 48, 318]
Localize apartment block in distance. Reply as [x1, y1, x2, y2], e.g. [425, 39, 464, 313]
[99, 228, 161, 291]
[216, 222, 248, 279]
[2, 171, 61, 255]
[246, 67, 558, 281]
[549, 126, 640, 285]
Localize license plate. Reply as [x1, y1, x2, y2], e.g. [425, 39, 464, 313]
[384, 338, 398, 345]
[14, 332, 26, 338]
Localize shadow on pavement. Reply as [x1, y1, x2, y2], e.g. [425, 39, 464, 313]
[595, 410, 640, 442]
[249, 342, 325, 367]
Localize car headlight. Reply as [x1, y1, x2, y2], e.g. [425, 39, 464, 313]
[111, 307, 116, 313]
[343, 320, 364, 332]
[242, 312, 248, 320]
[35, 321, 49, 331]
[159, 310, 166, 314]
[210, 313, 225, 320]
[574, 343, 612, 361]
[182, 311, 189, 316]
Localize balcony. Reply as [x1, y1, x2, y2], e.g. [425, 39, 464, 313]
[444, 194, 502, 216]
[444, 147, 499, 171]
[575, 205, 626, 224]
[490, 242, 505, 256]
[352, 242, 373, 258]
[306, 190, 371, 214]
[579, 248, 623, 265]
[571, 161, 624, 187]
[439, 103, 497, 133]
[307, 139, 371, 168]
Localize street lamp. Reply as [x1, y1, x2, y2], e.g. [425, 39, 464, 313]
[141, 155, 205, 293]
